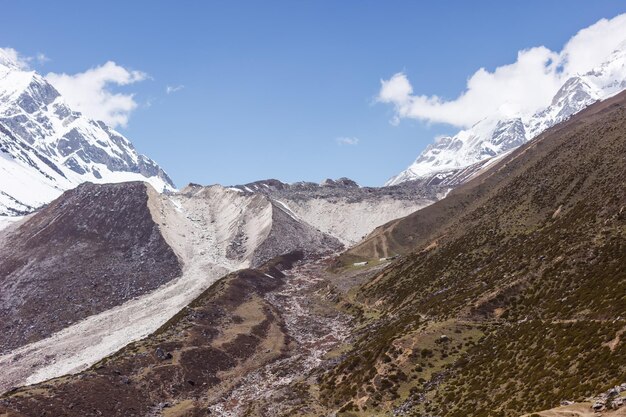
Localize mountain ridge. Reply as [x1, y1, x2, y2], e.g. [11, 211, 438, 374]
[318, 89, 626, 416]
[386, 46, 626, 186]
[0, 55, 174, 216]
[0, 175, 435, 392]
[0, 66, 624, 417]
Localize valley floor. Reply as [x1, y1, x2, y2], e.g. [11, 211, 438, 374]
[208, 257, 354, 416]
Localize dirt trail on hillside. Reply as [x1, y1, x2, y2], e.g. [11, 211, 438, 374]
[522, 403, 626, 417]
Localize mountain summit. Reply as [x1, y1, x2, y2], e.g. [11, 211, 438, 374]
[0, 54, 174, 215]
[386, 46, 626, 186]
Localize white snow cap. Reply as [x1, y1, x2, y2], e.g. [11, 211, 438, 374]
[0, 50, 174, 215]
[386, 33, 626, 186]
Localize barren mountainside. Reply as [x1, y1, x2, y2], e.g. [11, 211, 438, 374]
[0, 176, 438, 394]
[0, 253, 306, 417]
[0, 182, 182, 353]
[230, 177, 443, 245]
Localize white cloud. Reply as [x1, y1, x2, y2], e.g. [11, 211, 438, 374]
[336, 136, 360, 146]
[378, 13, 626, 128]
[0, 48, 50, 69]
[0, 47, 31, 69]
[166, 84, 184, 94]
[1, 48, 147, 128]
[35, 52, 50, 64]
[46, 61, 148, 128]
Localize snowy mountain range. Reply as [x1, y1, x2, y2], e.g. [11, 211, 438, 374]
[386, 46, 626, 186]
[3, 40, 626, 215]
[0, 51, 174, 216]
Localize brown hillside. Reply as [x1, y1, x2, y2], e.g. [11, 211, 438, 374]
[320, 91, 626, 416]
[342, 91, 626, 263]
[0, 182, 182, 353]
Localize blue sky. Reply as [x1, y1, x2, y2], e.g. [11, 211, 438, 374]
[2, 1, 625, 187]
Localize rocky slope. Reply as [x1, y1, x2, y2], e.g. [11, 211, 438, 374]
[0, 253, 306, 417]
[0, 181, 344, 393]
[521, 383, 626, 416]
[387, 45, 626, 186]
[0, 51, 173, 216]
[0, 182, 182, 354]
[230, 177, 443, 245]
[0, 251, 378, 417]
[0, 175, 436, 394]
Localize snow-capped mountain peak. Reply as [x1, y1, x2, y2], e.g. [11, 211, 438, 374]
[386, 45, 626, 186]
[0, 59, 174, 215]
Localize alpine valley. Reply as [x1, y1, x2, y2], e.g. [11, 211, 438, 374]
[0, 21, 625, 417]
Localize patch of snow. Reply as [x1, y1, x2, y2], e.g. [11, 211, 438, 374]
[0, 215, 22, 231]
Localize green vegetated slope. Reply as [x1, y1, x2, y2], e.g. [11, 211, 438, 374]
[319, 92, 626, 416]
